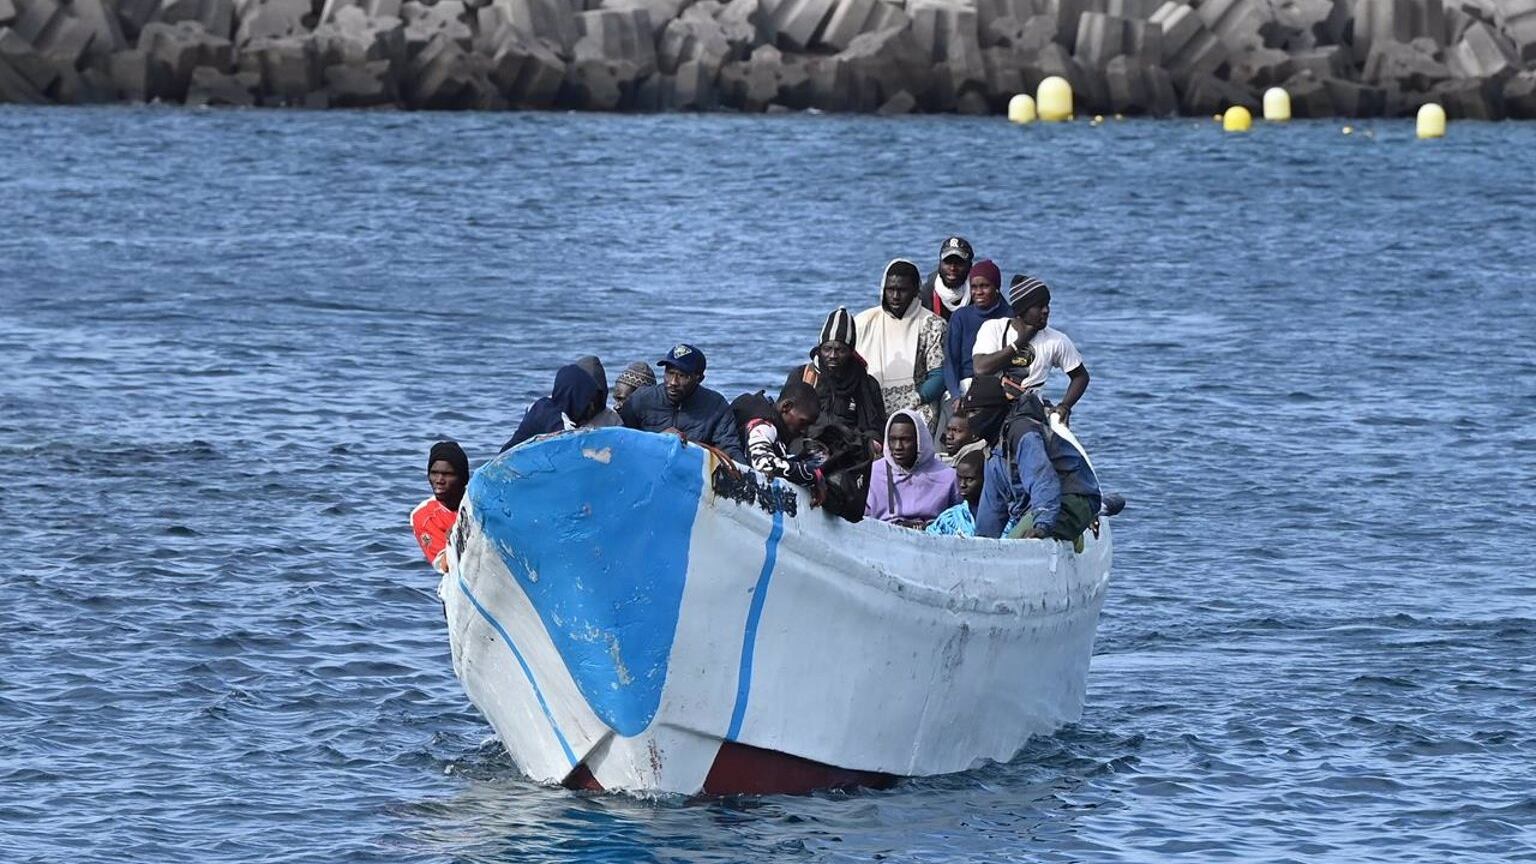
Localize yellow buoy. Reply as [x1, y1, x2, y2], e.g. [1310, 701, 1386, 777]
[1212, 114, 1222, 122]
[1417, 102, 1446, 139]
[1341, 125, 1353, 135]
[1263, 87, 1291, 121]
[1037, 76, 1072, 122]
[1007, 93, 1037, 124]
[1222, 105, 1252, 132]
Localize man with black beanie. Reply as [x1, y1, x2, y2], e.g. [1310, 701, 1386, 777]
[411, 441, 470, 572]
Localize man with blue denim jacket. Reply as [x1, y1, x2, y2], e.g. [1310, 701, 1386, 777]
[975, 393, 1101, 541]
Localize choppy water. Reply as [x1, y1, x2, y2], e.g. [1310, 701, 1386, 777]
[2, 106, 1533, 863]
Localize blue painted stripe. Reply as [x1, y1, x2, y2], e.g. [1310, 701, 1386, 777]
[456, 573, 577, 768]
[725, 506, 786, 742]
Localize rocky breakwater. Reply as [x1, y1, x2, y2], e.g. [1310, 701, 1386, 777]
[1, 0, 1534, 116]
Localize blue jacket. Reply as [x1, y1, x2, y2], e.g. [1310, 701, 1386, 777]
[943, 298, 1012, 399]
[975, 422, 1100, 539]
[618, 382, 745, 462]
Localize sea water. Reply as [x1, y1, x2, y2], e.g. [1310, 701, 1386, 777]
[2, 107, 1533, 863]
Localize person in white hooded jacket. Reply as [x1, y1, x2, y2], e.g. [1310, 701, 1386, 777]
[854, 259, 948, 429]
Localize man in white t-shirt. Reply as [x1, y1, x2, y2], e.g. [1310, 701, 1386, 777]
[971, 275, 1090, 425]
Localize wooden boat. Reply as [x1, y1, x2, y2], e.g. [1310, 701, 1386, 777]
[439, 424, 1112, 795]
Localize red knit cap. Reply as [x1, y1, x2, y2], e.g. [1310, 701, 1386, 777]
[969, 258, 1001, 287]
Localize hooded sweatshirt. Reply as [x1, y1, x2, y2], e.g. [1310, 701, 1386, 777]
[502, 364, 599, 452]
[864, 408, 961, 524]
[854, 259, 949, 426]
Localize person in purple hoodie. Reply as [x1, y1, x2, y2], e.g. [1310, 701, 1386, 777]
[865, 408, 962, 529]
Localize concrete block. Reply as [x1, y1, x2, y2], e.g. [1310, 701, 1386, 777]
[1430, 75, 1498, 117]
[911, 0, 984, 91]
[488, 23, 565, 103]
[1361, 38, 1447, 88]
[1501, 0, 1536, 63]
[1322, 75, 1385, 114]
[1446, 19, 1515, 79]
[564, 56, 625, 107]
[185, 63, 257, 103]
[0, 48, 50, 101]
[403, 0, 472, 52]
[159, 0, 235, 40]
[237, 33, 316, 101]
[658, 13, 729, 73]
[313, 7, 404, 65]
[770, 0, 834, 50]
[1280, 70, 1332, 114]
[1074, 11, 1156, 66]
[1502, 69, 1536, 118]
[1055, 0, 1104, 48]
[820, 0, 908, 50]
[106, 47, 148, 97]
[0, 0, 14, 25]
[319, 0, 402, 23]
[1151, 1, 1224, 81]
[600, 0, 684, 38]
[716, 0, 773, 51]
[12, 0, 62, 43]
[1177, 70, 1255, 113]
[573, 8, 654, 74]
[975, 0, 1030, 31]
[235, 0, 310, 46]
[490, 0, 576, 52]
[1227, 46, 1291, 87]
[71, 0, 130, 56]
[118, 0, 163, 40]
[876, 85, 913, 111]
[1106, 0, 1156, 17]
[835, 22, 929, 110]
[0, 25, 55, 92]
[322, 57, 395, 104]
[1289, 44, 1348, 78]
[1195, 0, 1269, 53]
[670, 55, 717, 106]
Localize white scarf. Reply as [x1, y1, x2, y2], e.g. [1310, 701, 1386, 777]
[856, 260, 939, 390]
[932, 272, 970, 312]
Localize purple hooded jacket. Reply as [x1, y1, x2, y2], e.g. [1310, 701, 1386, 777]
[865, 408, 962, 524]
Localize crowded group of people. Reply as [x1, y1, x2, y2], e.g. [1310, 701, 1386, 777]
[411, 236, 1106, 572]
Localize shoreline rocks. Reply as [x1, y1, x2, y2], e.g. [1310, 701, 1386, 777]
[2, 0, 1536, 116]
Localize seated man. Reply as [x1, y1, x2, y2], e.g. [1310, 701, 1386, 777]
[938, 412, 988, 467]
[732, 381, 822, 488]
[620, 343, 745, 462]
[611, 361, 656, 413]
[927, 449, 985, 538]
[864, 409, 961, 529]
[501, 364, 601, 452]
[975, 393, 1102, 541]
[575, 355, 622, 428]
[410, 440, 469, 572]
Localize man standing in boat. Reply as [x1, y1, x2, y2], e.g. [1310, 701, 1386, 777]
[971, 275, 1090, 426]
[620, 344, 745, 462]
[917, 236, 974, 321]
[854, 259, 948, 429]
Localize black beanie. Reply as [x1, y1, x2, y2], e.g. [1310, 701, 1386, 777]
[428, 440, 470, 482]
[1007, 274, 1051, 315]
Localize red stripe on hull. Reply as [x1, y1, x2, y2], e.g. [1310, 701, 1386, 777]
[561, 763, 603, 791]
[702, 741, 897, 796]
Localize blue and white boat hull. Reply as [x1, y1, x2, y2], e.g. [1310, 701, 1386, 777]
[440, 427, 1111, 795]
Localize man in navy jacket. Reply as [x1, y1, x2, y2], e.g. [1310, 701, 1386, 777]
[619, 344, 745, 463]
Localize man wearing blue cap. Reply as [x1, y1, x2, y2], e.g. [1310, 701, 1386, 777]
[619, 343, 745, 462]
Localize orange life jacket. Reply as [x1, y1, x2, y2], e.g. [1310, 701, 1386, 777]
[410, 497, 458, 568]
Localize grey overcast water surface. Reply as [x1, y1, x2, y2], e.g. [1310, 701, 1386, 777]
[2, 107, 1534, 863]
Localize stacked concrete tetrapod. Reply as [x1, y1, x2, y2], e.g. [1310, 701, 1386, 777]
[1, 0, 1536, 115]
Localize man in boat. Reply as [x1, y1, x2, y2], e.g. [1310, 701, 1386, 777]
[785, 307, 887, 450]
[938, 412, 988, 467]
[501, 364, 602, 452]
[918, 236, 974, 321]
[974, 392, 1101, 542]
[864, 409, 961, 529]
[927, 449, 986, 537]
[942, 259, 1012, 404]
[854, 259, 948, 429]
[411, 440, 469, 573]
[611, 361, 655, 413]
[620, 343, 745, 462]
[575, 355, 622, 428]
[731, 381, 823, 489]
[970, 275, 1090, 426]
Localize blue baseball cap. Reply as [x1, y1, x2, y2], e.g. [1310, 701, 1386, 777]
[658, 343, 706, 375]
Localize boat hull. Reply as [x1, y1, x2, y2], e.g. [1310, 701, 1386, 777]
[440, 427, 1111, 795]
